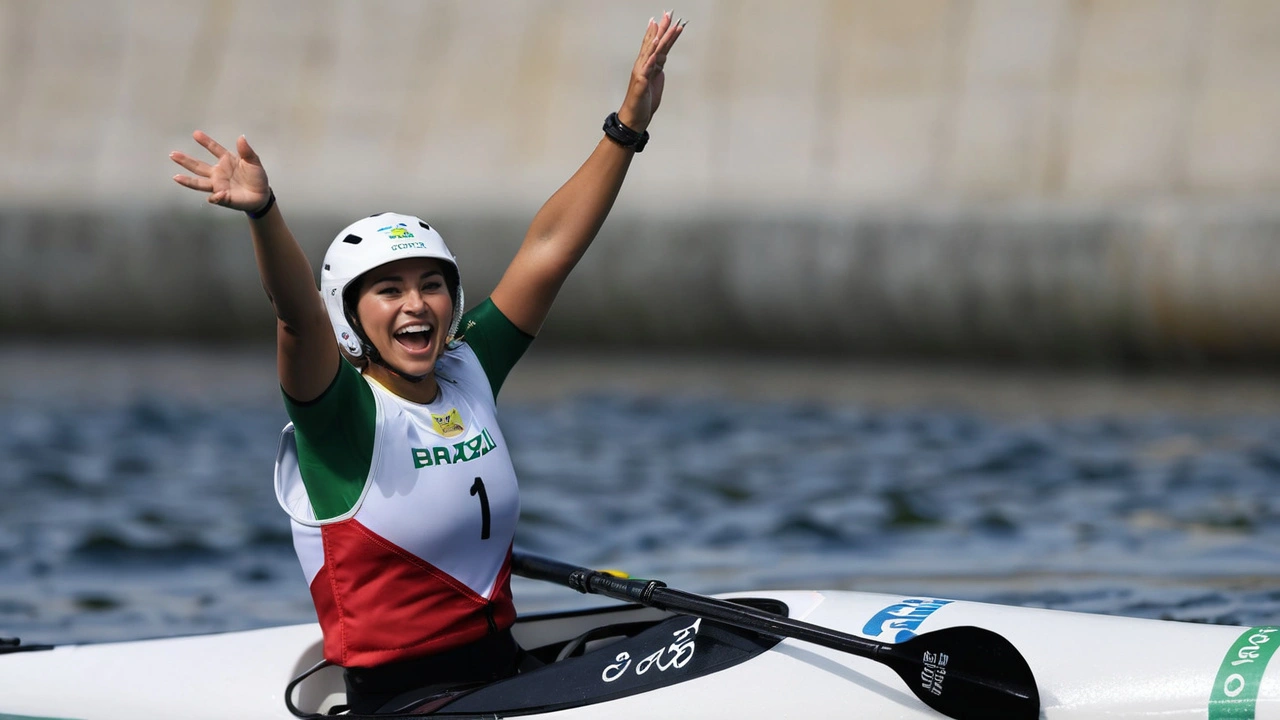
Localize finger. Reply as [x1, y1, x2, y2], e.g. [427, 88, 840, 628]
[236, 135, 261, 166]
[168, 151, 213, 178]
[643, 20, 683, 78]
[638, 16, 656, 51]
[192, 129, 229, 159]
[172, 174, 214, 193]
[645, 53, 667, 77]
[646, 11, 670, 57]
[641, 12, 680, 72]
[653, 10, 672, 43]
[655, 16, 684, 55]
[645, 38, 675, 77]
[650, 73, 666, 112]
[635, 16, 658, 65]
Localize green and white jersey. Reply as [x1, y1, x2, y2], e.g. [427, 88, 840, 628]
[272, 298, 533, 667]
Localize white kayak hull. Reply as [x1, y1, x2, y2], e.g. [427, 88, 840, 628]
[2, 589, 1278, 719]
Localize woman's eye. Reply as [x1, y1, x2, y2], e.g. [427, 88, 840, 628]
[424, 281, 444, 292]
[377, 287, 399, 296]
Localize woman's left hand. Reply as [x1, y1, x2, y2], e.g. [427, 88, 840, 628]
[617, 11, 686, 134]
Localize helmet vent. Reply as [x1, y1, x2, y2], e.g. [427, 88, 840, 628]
[342, 234, 362, 245]
[418, 221, 431, 231]
[323, 264, 330, 270]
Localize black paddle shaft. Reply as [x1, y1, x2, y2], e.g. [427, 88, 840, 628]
[512, 552, 1040, 720]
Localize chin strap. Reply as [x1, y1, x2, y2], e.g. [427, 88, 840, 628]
[369, 351, 430, 384]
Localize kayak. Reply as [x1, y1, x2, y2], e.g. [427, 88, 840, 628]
[2, 586, 1278, 719]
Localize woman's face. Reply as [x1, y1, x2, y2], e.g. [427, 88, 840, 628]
[354, 257, 454, 385]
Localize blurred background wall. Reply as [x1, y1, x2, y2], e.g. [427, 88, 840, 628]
[2, 0, 1278, 365]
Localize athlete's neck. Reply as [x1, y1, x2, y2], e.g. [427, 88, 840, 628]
[364, 364, 441, 404]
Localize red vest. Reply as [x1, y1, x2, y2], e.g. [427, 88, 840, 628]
[306, 520, 515, 667]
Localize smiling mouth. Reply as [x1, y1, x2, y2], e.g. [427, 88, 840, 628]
[394, 324, 434, 352]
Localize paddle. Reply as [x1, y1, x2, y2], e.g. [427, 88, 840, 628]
[512, 552, 1040, 720]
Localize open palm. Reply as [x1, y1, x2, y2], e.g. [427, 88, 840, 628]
[170, 131, 270, 212]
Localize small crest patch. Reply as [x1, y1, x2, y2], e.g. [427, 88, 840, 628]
[431, 408, 465, 438]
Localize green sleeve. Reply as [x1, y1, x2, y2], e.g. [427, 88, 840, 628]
[457, 298, 534, 399]
[281, 360, 377, 520]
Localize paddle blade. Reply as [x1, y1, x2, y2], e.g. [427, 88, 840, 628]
[881, 626, 1040, 720]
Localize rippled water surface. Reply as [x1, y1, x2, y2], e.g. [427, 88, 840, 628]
[3, 348, 1280, 645]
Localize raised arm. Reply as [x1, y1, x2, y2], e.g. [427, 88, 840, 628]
[487, 12, 686, 336]
[170, 131, 339, 401]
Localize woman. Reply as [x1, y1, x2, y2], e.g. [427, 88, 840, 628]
[169, 13, 685, 714]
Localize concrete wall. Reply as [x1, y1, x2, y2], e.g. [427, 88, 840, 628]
[3, 0, 1279, 364]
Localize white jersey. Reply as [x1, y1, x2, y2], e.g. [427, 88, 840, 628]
[274, 344, 520, 667]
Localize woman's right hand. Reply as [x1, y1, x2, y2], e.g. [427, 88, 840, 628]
[170, 131, 271, 213]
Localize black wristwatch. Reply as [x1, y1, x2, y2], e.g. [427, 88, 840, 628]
[246, 189, 276, 219]
[602, 112, 649, 152]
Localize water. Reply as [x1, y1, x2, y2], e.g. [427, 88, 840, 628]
[2, 344, 1280, 645]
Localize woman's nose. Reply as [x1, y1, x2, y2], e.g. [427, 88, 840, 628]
[403, 290, 426, 312]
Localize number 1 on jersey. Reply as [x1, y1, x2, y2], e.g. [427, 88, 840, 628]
[470, 477, 491, 540]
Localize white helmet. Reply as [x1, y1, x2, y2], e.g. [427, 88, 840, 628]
[319, 212, 464, 359]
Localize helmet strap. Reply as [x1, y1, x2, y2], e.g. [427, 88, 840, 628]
[343, 283, 452, 387]
[369, 351, 430, 384]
